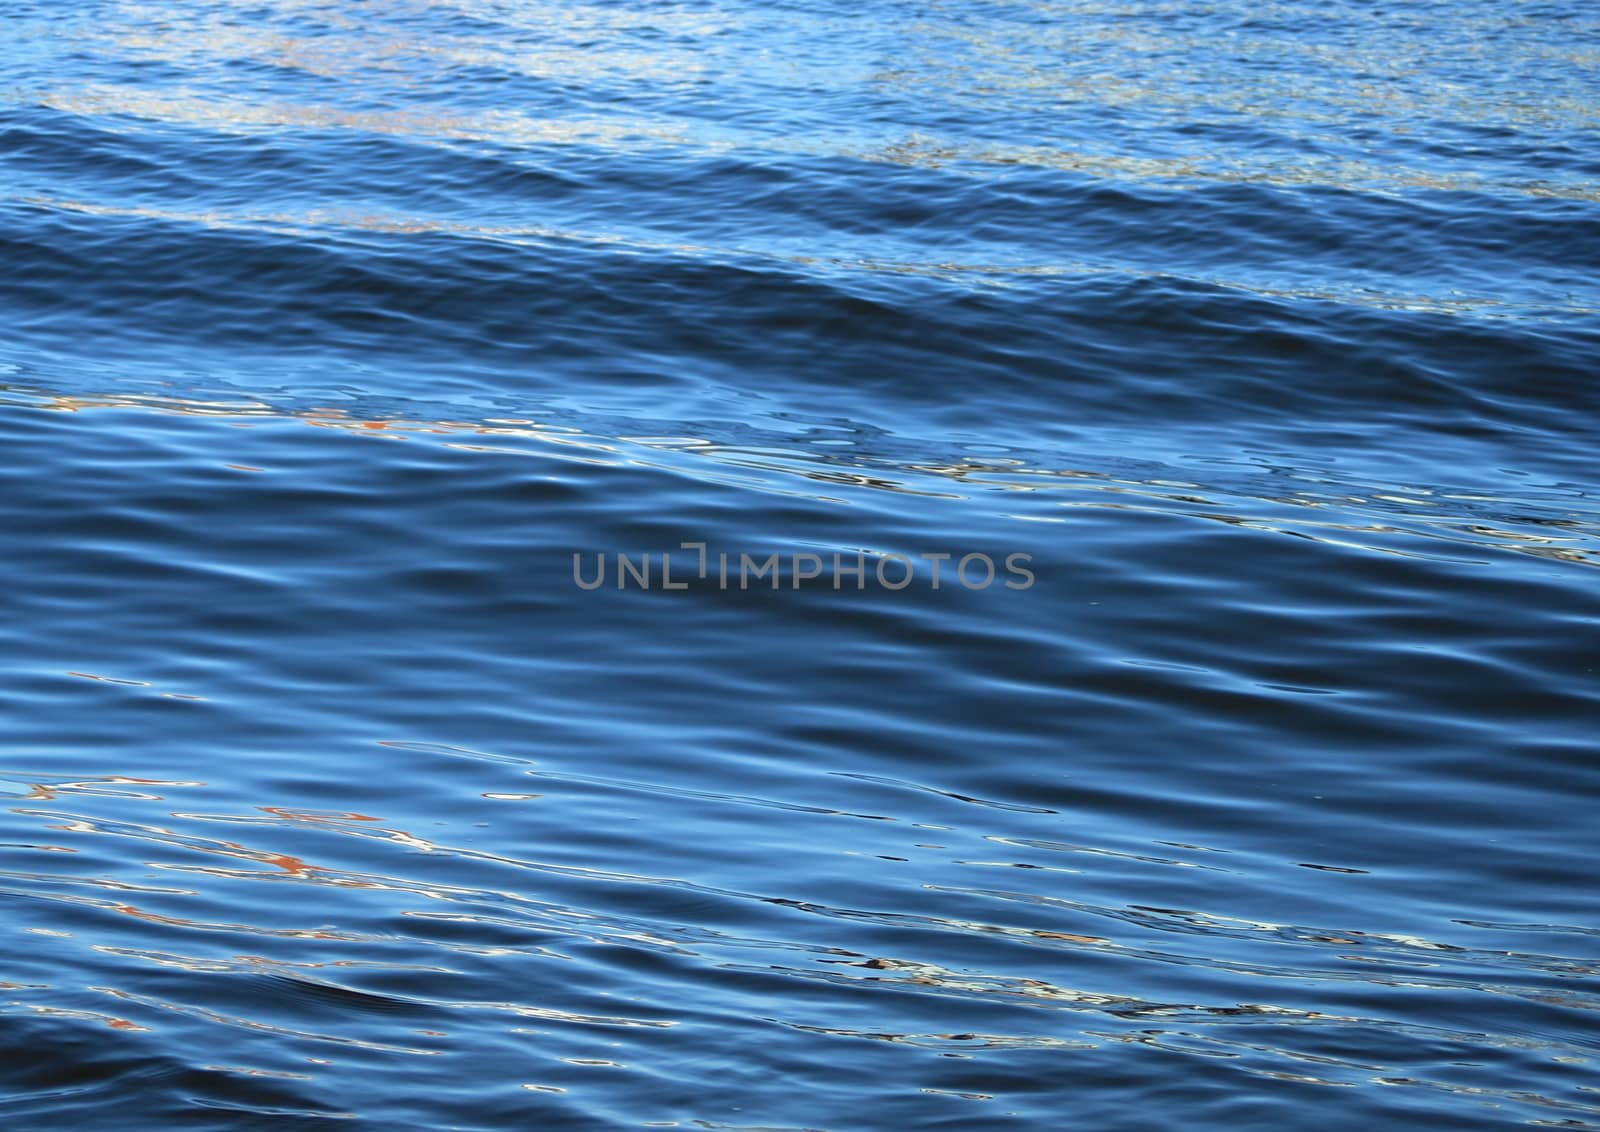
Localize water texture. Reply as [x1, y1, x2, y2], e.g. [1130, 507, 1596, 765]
[2, 1, 1598, 1128]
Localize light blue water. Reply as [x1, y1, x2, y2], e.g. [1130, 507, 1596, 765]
[2, 2, 1598, 1128]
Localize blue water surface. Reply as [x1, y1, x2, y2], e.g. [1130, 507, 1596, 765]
[2, 1, 1598, 1128]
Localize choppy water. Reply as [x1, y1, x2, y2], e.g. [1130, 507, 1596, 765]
[3, 1, 1599, 1127]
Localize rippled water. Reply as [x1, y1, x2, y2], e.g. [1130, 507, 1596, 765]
[3, 1, 1599, 1127]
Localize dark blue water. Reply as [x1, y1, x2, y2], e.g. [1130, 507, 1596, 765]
[3, 1, 1599, 1127]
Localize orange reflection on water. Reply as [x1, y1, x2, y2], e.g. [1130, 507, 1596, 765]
[7, 385, 1598, 569]
[259, 807, 381, 824]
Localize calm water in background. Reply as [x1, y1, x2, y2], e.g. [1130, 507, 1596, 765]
[3, 1, 1599, 1127]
